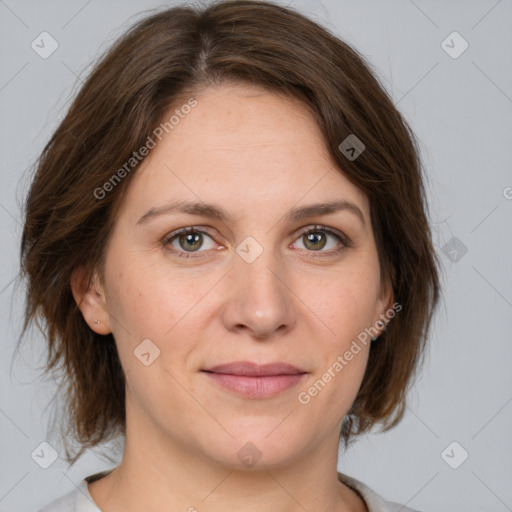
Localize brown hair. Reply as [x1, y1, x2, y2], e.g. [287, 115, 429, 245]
[19, 0, 441, 464]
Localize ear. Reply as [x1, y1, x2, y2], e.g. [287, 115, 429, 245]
[373, 267, 396, 336]
[70, 265, 112, 335]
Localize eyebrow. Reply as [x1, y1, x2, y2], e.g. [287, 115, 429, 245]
[136, 199, 365, 226]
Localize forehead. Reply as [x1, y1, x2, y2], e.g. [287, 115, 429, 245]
[169, 83, 328, 158]
[119, 83, 369, 222]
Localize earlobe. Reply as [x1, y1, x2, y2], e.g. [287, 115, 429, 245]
[70, 266, 112, 335]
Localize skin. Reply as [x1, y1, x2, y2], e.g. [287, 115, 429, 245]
[72, 82, 393, 512]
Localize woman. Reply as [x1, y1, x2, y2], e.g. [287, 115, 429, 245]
[21, 1, 440, 511]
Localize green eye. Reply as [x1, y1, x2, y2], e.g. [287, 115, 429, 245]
[292, 225, 349, 257]
[164, 227, 216, 258]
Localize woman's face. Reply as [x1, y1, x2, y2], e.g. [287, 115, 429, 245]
[80, 83, 392, 468]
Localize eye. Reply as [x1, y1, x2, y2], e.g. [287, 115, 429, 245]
[163, 227, 218, 258]
[163, 224, 350, 260]
[291, 225, 348, 257]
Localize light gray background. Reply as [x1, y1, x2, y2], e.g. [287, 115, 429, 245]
[1, 1, 511, 511]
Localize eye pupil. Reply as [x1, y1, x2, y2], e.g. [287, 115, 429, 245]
[304, 232, 326, 250]
[179, 232, 202, 251]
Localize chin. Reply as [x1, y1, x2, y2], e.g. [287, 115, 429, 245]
[194, 421, 309, 470]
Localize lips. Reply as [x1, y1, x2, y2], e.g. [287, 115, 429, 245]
[204, 361, 306, 376]
[202, 361, 307, 399]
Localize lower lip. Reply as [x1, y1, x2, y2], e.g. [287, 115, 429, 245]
[203, 372, 306, 398]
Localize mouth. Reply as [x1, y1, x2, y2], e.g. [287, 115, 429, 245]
[201, 361, 308, 399]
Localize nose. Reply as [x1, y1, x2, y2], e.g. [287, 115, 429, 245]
[220, 248, 296, 340]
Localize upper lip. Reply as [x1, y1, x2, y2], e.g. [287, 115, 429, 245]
[202, 361, 306, 376]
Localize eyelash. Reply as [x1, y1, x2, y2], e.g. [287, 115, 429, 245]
[162, 225, 350, 260]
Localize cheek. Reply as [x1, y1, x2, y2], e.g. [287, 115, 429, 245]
[104, 254, 218, 385]
[304, 264, 381, 343]
[105, 264, 201, 412]
[105, 253, 200, 338]
[295, 343, 370, 433]
[290, 269, 378, 419]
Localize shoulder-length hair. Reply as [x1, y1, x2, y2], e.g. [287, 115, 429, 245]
[20, 0, 441, 464]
